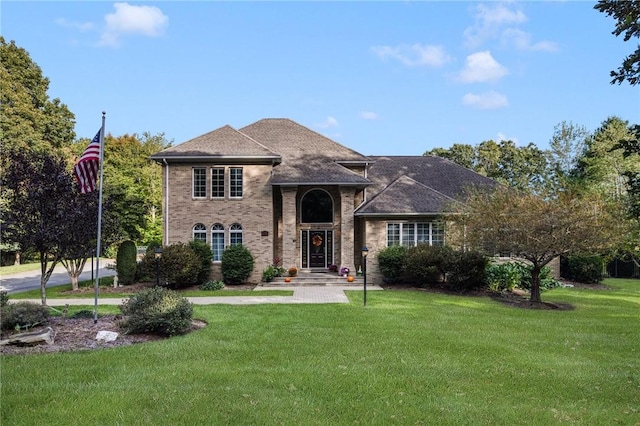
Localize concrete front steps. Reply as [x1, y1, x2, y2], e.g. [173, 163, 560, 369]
[261, 272, 365, 286]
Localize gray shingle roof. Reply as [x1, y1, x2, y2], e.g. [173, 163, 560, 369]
[150, 125, 280, 161]
[356, 175, 457, 215]
[240, 119, 370, 163]
[356, 156, 497, 216]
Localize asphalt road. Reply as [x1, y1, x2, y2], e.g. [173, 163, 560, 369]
[0, 260, 117, 294]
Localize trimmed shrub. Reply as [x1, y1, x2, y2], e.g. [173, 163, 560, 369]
[159, 243, 202, 289]
[119, 287, 193, 336]
[566, 254, 604, 284]
[1, 302, 49, 331]
[221, 244, 254, 284]
[116, 240, 138, 285]
[377, 245, 408, 283]
[405, 245, 451, 286]
[0, 290, 8, 307]
[445, 250, 489, 292]
[189, 240, 213, 285]
[200, 280, 224, 291]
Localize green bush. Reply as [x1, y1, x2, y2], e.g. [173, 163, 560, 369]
[565, 255, 604, 284]
[160, 243, 202, 289]
[0, 290, 8, 307]
[486, 262, 525, 292]
[189, 240, 213, 285]
[221, 244, 254, 284]
[518, 264, 563, 291]
[1, 302, 49, 331]
[404, 245, 451, 286]
[200, 280, 225, 291]
[377, 245, 407, 283]
[262, 265, 279, 282]
[119, 287, 193, 336]
[445, 250, 489, 292]
[116, 240, 138, 285]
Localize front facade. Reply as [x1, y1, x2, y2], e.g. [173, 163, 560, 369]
[151, 118, 495, 283]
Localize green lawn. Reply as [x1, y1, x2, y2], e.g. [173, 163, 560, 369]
[9, 277, 292, 299]
[2, 279, 638, 425]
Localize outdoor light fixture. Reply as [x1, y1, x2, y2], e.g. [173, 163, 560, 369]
[362, 246, 369, 306]
[154, 247, 163, 286]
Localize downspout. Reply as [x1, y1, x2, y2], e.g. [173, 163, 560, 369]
[163, 159, 169, 246]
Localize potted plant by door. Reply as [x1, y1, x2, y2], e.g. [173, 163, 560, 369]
[288, 267, 298, 277]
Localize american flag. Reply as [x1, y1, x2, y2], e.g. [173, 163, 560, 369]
[74, 130, 101, 194]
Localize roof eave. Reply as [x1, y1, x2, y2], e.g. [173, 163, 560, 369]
[150, 155, 282, 164]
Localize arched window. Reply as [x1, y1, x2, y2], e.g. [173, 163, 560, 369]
[211, 223, 224, 261]
[193, 223, 207, 243]
[301, 189, 333, 223]
[230, 223, 243, 246]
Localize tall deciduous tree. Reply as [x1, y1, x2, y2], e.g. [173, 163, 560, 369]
[547, 121, 590, 194]
[0, 37, 75, 152]
[0, 37, 76, 265]
[74, 132, 169, 245]
[426, 140, 550, 193]
[595, 0, 640, 86]
[448, 189, 623, 303]
[1, 151, 83, 303]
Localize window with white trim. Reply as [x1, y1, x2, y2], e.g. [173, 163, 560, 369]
[211, 167, 224, 198]
[387, 222, 445, 247]
[192, 168, 206, 198]
[193, 223, 207, 243]
[230, 223, 243, 246]
[211, 223, 224, 262]
[229, 167, 243, 198]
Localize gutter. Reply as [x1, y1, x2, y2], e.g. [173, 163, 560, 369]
[163, 158, 169, 246]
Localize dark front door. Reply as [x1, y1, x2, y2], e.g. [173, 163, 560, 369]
[309, 231, 326, 268]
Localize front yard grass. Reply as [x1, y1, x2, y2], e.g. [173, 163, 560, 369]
[9, 277, 292, 299]
[1, 278, 638, 425]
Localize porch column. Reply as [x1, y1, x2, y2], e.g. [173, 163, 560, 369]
[281, 187, 298, 269]
[340, 189, 355, 273]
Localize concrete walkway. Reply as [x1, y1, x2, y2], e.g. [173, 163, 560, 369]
[12, 285, 385, 307]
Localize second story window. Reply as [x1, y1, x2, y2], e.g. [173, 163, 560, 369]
[192, 167, 206, 198]
[230, 167, 243, 198]
[211, 167, 224, 198]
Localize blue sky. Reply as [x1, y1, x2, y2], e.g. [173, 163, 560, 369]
[3, 1, 638, 155]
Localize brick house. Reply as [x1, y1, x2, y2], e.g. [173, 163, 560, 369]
[150, 118, 495, 283]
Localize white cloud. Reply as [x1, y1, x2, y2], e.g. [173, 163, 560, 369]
[55, 18, 94, 32]
[99, 3, 168, 47]
[458, 51, 508, 83]
[464, 3, 526, 48]
[462, 91, 508, 109]
[316, 116, 339, 128]
[371, 43, 451, 68]
[360, 111, 379, 120]
[502, 29, 559, 52]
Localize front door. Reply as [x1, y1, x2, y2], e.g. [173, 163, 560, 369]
[301, 230, 333, 269]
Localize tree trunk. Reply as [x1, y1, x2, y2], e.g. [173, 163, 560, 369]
[61, 258, 86, 291]
[529, 265, 542, 304]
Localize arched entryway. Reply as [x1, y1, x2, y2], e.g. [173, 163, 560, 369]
[300, 189, 334, 269]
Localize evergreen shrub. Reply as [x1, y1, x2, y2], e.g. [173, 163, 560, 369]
[119, 287, 193, 336]
[189, 240, 213, 285]
[116, 240, 137, 285]
[377, 245, 407, 283]
[221, 244, 254, 284]
[1, 302, 49, 331]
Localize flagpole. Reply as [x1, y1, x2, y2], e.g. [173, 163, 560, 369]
[93, 112, 106, 324]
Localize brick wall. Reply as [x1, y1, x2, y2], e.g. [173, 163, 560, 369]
[163, 163, 274, 283]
